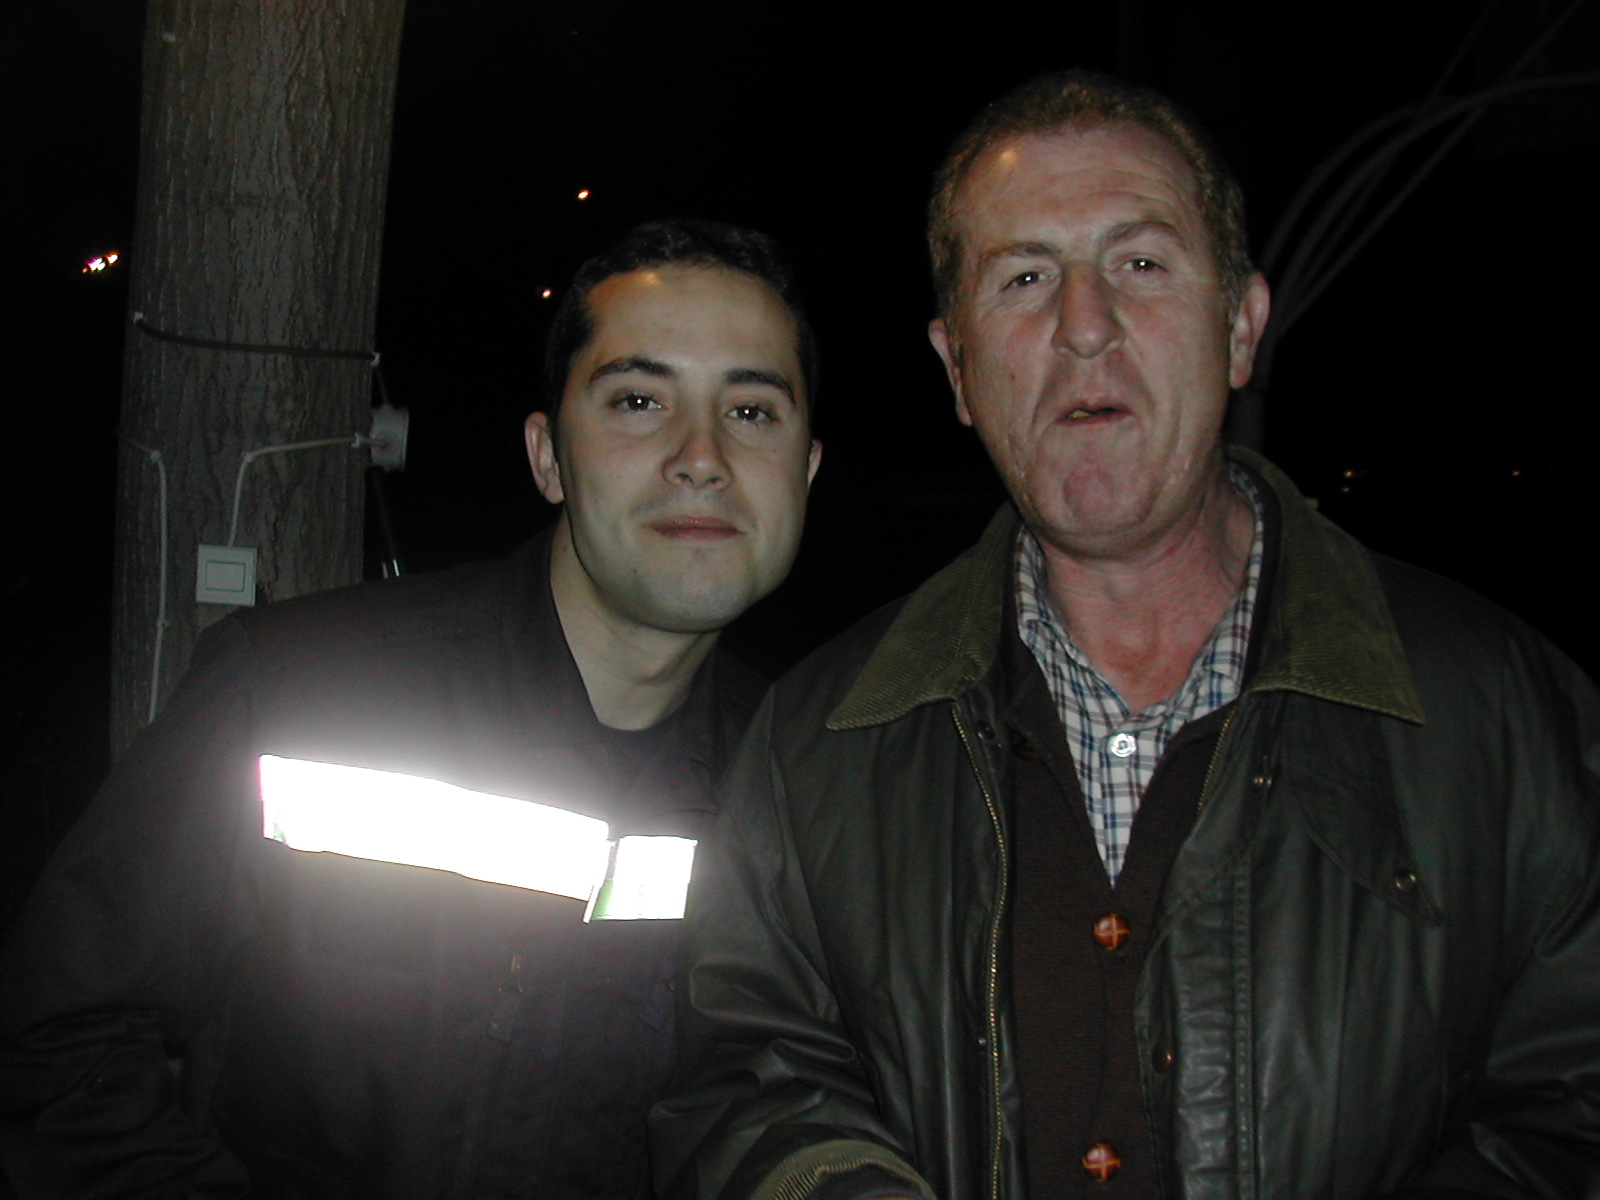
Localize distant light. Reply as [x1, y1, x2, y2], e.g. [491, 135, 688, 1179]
[1342, 469, 1354, 478]
[1512, 469, 1522, 477]
[82, 250, 122, 274]
[576, 189, 591, 200]
[541, 288, 553, 299]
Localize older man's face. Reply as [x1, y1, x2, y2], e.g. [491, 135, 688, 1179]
[930, 123, 1269, 561]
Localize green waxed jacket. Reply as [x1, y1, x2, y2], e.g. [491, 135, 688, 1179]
[654, 450, 1600, 1200]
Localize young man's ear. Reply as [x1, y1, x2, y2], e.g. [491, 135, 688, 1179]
[525, 412, 564, 504]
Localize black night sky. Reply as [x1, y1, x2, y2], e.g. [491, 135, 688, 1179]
[3, 0, 1597, 913]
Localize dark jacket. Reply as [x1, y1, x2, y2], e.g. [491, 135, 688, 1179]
[655, 452, 1600, 1200]
[0, 534, 760, 1200]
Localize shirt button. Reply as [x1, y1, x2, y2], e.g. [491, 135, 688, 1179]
[1394, 868, 1418, 894]
[1152, 1042, 1175, 1072]
[1083, 1142, 1122, 1182]
[1109, 732, 1136, 758]
[1093, 913, 1130, 951]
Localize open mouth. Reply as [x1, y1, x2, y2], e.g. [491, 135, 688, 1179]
[1064, 404, 1125, 422]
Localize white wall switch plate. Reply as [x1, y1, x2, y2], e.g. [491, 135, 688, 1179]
[196, 544, 258, 605]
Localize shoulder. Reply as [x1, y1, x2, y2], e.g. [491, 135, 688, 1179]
[1373, 554, 1595, 708]
[765, 597, 910, 725]
[165, 541, 553, 740]
[235, 557, 508, 659]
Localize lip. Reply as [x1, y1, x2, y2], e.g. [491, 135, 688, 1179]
[647, 515, 742, 540]
[1058, 403, 1130, 426]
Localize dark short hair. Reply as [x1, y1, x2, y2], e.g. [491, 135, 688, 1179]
[541, 218, 818, 431]
[928, 68, 1252, 316]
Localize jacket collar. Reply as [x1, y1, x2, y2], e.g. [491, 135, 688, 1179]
[827, 447, 1423, 731]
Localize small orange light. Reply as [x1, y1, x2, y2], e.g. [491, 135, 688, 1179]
[541, 288, 553, 299]
[576, 189, 590, 200]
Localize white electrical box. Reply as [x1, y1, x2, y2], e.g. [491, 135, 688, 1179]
[196, 544, 258, 605]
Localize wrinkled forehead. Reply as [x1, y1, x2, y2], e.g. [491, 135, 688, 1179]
[952, 122, 1205, 258]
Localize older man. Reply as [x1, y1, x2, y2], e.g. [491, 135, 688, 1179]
[655, 73, 1600, 1199]
[0, 219, 820, 1199]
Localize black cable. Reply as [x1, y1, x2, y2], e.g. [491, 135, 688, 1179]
[132, 312, 378, 364]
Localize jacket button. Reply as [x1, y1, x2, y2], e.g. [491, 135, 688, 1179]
[1253, 771, 1274, 789]
[1394, 868, 1418, 894]
[1012, 738, 1040, 760]
[1093, 913, 1130, 951]
[975, 721, 997, 743]
[1152, 1042, 1175, 1072]
[1082, 1142, 1121, 1182]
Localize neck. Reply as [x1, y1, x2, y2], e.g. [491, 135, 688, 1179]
[1039, 470, 1253, 714]
[546, 519, 719, 730]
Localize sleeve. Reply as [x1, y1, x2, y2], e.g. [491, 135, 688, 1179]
[0, 620, 265, 1199]
[1386, 633, 1600, 1199]
[650, 695, 934, 1200]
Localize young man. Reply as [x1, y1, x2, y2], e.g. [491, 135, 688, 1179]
[0, 219, 820, 1199]
[656, 75, 1600, 1199]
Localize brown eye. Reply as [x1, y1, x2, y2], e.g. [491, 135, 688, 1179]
[613, 392, 660, 412]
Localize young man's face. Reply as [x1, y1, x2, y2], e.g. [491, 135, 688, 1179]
[527, 265, 820, 636]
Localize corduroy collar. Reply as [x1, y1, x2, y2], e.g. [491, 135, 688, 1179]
[828, 448, 1423, 731]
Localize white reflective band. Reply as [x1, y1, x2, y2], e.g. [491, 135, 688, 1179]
[259, 755, 610, 902]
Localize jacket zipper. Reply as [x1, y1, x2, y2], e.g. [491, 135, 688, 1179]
[952, 706, 1007, 1200]
[1195, 708, 1236, 817]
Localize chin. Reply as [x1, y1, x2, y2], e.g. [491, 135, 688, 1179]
[639, 581, 760, 636]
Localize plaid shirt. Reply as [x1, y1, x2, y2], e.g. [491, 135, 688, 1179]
[1015, 469, 1264, 884]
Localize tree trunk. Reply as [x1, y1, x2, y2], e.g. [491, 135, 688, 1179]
[111, 0, 406, 755]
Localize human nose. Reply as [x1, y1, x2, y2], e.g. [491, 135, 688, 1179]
[664, 415, 730, 489]
[1051, 266, 1123, 359]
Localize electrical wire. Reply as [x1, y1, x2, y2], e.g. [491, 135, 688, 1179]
[132, 312, 379, 364]
[226, 435, 375, 547]
[116, 435, 170, 725]
[1268, 0, 1593, 346]
[1274, 0, 1504, 308]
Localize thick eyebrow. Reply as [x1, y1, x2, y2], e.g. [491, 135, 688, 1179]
[588, 355, 674, 385]
[1105, 219, 1187, 247]
[976, 241, 1058, 273]
[590, 357, 796, 402]
[974, 221, 1190, 274]
[724, 367, 795, 401]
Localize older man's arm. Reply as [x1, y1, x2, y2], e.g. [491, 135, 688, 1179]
[651, 696, 935, 1200]
[1379, 621, 1600, 1199]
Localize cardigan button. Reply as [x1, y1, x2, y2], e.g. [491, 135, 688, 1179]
[1082, 1142, 1122, 1182]
[1394, 868, 1419, 894]
[1093, 913, 1131, 952]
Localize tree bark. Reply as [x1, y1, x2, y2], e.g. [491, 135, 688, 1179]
[112, 0, 406, 755]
